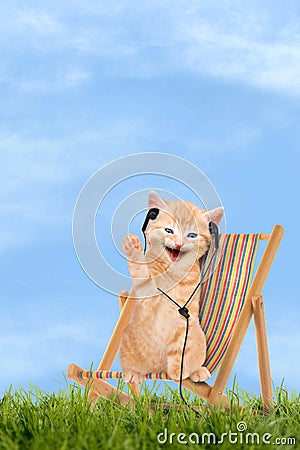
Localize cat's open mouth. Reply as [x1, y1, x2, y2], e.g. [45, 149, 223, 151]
[165, 247, 181, 262]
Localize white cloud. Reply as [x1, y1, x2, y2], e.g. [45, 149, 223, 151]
[1, 1, 300, 94]
[17, 9, 63, 35]
[0, 4, 64, 50]
[62, 66, 92, 87]
[180, 20, 300, 95]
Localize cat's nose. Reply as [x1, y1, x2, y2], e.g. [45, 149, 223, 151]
[175, 243, 182, 250]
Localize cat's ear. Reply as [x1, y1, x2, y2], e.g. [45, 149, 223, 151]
[148, 190, 168, 210]
[204, 206, 224, 225]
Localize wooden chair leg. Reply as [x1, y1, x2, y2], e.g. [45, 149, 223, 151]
[252, 295, 274, 410]
[182, 379, 229, 410]
[99, 290, 134, 369]
[118, 290, 129, 309]
[87, 289, 136, 407]
[119, 292, 140, 396]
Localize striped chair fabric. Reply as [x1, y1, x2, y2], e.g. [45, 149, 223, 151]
[199, 234, 259, 374]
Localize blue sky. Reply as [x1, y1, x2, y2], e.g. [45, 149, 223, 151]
[1, 1, 299, 397]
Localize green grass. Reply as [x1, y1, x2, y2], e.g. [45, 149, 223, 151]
[0, 381, 299, 450]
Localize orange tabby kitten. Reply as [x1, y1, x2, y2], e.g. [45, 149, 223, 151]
[119, 191, 223, 384]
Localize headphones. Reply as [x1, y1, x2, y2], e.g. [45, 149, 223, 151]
[208, 220, 219, 250]
[142, 207, 219, 252]
[142, 207, 159, 253]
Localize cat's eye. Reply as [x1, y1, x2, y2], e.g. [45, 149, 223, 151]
[187, 233, 198, 238]
[165, 228, 174, 234]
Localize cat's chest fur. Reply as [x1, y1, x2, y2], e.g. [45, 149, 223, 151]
[149, 261, 201, 312]
[132, 263, 201, 338]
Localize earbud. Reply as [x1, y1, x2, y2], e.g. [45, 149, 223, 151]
[142, 208, 159, 232]
[209, 221, 219, 250]
[142, 208, 159, 253]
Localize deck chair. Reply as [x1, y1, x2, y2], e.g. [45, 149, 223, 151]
[68, 224, 284, 411]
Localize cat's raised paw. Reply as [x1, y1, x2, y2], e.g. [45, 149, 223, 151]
[189, 367, 211, 382]
[122, 370, 144, 384]
[122, 234, 143, 256]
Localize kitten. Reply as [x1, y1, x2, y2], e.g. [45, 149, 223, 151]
[119, 191, 223, 384]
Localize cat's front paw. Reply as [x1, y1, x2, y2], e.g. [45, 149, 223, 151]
[122, 234, 143, 259]
[168, 367, 190, 381]
[122, 370, 144, 384]
[189, 367, 211, 382]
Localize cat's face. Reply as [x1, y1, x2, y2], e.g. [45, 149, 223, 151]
[145, 191, 223, 265]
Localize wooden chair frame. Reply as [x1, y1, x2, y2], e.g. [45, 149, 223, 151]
[68, 224, 284, 411]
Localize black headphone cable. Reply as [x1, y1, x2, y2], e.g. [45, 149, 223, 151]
[157, 247, 218, 417]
